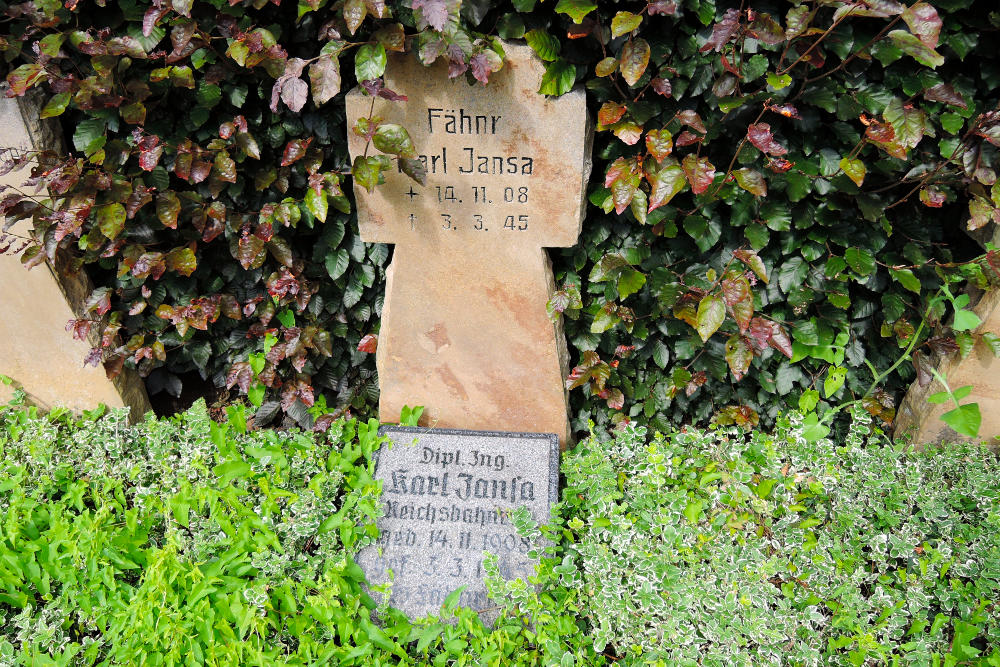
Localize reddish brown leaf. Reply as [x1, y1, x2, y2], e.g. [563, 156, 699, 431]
[766, 103, 801, 119]
[226, 361, 253, 393]
[681, 154, 716, 195]
[5, 64, 46, 96]
[919, 187, 946, 208]
[700, 8, 741, 53]
[768, 322, 793, 359]
[645, 129, 673, 163]
[747, 316, 772, 353]
[865, 121, 896, 144]
[647, 161, 685, 211]
[357, 333, 378, 353]
[604, 156, 638, 188]
[675, 131, 701, 147]
[766, 157, 795, 173]
[598, 101, 627, 127]
[685, 371, 707, 397]
[747, 123, 787, 155]
[923, 82, 966, 108]
[676, 110, 706, 134]
[103, 355, 125, 380]
[725, 335, 753, 381]
[650, 77, 672, 97]
[902, 2, 941, 48]
[748, 13, 784, 45]
[469, 50, 503, 85]
[281, 138, 313, 167]
[66, 318, 92, 341]
[612, 121, 643, 146]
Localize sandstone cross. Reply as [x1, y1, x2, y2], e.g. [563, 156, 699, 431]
[346, 43, 590, 447]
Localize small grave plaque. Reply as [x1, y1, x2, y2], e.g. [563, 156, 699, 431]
[356, 426, 559, 619]
[346, 42, 591, 447]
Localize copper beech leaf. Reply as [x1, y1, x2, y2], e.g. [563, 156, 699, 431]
[598, 101, 627, 127]
[733, 168, 766, 196]
[97, 203, 126, 240]
[373, 123, 417, 158]
[166, 247, 197, 276]
[840, 157, 866, 187]
[236, 234, 267, 270]
[651, 77, 671, 97]
[725, 335, 753, 381]
[214, 151, 237, 183]
[156, 192, 181, 229]
[747, 123, 787, 155]
[595, 57, 617, 77]
[5, 63, 46, 96]
[619, 38, 650, 87]
[923, 83, 966, 108]
[647, 160, 685, 212]
[676, 110, 706, 133]
[968, 197, 996, 231]
[645, 129, 673, 163]
[722, 273, 752, 324]
[901, 2, 941, 48]
[768, 322, 793, 358]
[733, 248, 768, 284]
[920, 187, 946, 208]
[681, 154, 716, 195]
[308, 55, 341, 105]
[884, 98, 929, 150]
[695, 293, 725, 342]
[343, 0, 366, 34]
[889, 30, 944, 68]
[612, 121, 642, 145]
[700, 8, 740, 53]
[357, 333, 378, 353]
[281, 138, 313, 166]
[611, 11, 643, 38]
[611, 171, 641, 215]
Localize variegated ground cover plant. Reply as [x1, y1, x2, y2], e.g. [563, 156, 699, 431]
[2, 397, 998, 664]
[493, 409, 1000, 665]
[2, 0, 1000, 437]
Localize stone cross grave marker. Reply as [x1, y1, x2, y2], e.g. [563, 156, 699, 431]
[355, 426, 559, 620]
[346, 42, 591, 447]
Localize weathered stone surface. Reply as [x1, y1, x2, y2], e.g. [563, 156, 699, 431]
[346, 42, 591, 447]
[895, 287, 1000, 446]
[356, 426, 558, 620]
[0, 91, 150, 416]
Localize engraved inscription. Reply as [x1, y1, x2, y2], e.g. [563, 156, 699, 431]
[356, 428, 557, 622]
[390, 105, 537, 237]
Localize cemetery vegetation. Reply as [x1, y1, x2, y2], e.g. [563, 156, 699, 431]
[3, 1, 1000, 435]
[1, 396, 998, 665]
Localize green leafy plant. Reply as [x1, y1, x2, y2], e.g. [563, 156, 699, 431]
[4, 0, 1000, 439]
[551, 411, 1000, 664]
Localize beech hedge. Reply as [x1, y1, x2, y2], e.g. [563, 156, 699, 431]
[2, 0, 1000, 434]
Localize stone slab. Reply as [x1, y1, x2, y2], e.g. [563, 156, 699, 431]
[0, 90, 150, 416]
[346, 41, 591, 447]
[895, 286, 1000, 447]
[356, 426, 558, 620]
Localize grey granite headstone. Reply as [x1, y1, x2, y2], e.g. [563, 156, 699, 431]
[356, 426, 559, 619]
